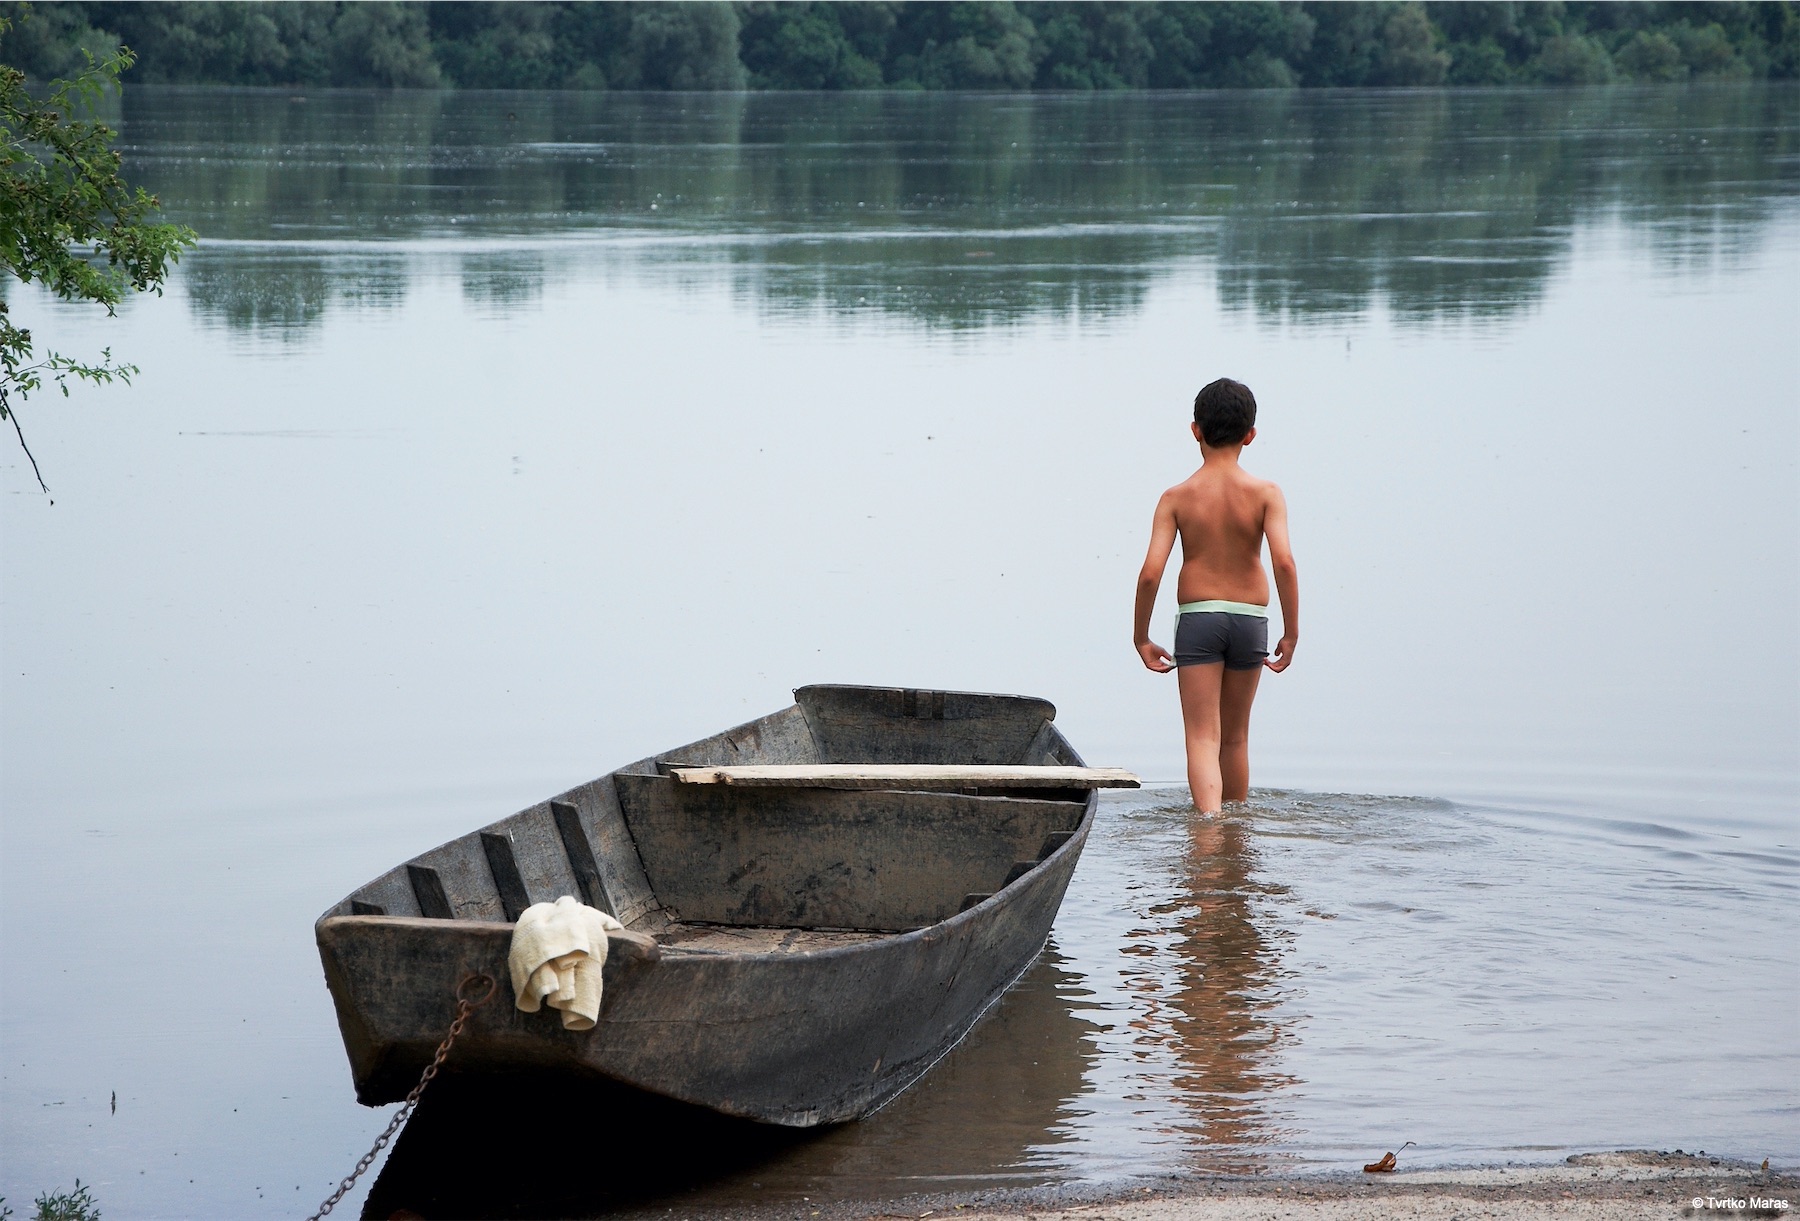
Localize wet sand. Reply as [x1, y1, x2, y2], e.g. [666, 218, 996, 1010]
[599, 1154, 1795, 1221]
[972, 1152, 1798, 1220]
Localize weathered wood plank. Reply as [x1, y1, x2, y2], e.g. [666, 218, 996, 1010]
[604, 926, 662, 962]
[479, 832, 532, 923]
[407, 864, 454, 920]
[795, 685, 1054, 767]
[548, 775, 661, 927]
[549, 800, 608, 913]
[614, 777, 1082, 930]
[668, 764, 1139, 790]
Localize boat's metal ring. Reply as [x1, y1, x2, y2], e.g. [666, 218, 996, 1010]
[456, 971, 498, 1008]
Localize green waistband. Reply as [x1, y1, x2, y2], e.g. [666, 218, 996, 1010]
[1178, 599, 1269, 618]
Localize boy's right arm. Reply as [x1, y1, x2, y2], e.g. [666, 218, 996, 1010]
[1134, 493, 1178, 673]
[1263, 484, 1299, 673]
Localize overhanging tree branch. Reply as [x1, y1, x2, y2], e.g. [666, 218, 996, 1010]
[0, 385, 48, 494]
[0, 16, 197, 492]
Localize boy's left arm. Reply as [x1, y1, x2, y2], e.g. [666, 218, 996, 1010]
[1134, 493, 1178, 673]
[1263, 484, 1298, 673]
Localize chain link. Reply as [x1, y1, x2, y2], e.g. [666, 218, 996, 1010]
[307, 972, 497, 1220]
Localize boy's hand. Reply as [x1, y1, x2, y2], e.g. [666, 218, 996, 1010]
[1137, 640, 1175, 673]
[1265, 635, 1297, 673]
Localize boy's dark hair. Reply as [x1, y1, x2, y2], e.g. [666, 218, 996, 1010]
[1194, 378, 1257, 446]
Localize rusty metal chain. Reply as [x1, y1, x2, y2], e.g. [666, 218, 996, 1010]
[307, 972, 497, 1221]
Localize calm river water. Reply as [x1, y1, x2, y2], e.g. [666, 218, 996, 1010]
[2, 86, 1796, 1218]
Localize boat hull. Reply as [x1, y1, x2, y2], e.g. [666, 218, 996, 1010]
[315, 685, 1113, 1126]
[315, 798, 1089, 1125]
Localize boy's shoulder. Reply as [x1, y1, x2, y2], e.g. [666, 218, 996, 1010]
[1162, 465, 1284, 499]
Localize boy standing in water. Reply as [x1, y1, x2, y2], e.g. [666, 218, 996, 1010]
[1133, 378, 1298, 814]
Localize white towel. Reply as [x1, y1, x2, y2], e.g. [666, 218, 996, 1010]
[508, 895, 624, 1031]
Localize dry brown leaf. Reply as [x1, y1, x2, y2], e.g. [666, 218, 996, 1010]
[1363, 1141, 1415, 1173]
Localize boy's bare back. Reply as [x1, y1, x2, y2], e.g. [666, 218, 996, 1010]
[1134, 436, 1297, 676]
[1160, 462, 1288, 609]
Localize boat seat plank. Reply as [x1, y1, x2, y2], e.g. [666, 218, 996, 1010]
[668, 764, 1139, 790]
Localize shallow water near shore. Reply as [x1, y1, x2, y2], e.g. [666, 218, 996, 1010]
[2, 85, 1796, 1217]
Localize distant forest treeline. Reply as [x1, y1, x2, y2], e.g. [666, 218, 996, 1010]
[2, 2, 1796, 91]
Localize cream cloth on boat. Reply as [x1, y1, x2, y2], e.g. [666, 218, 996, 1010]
[508, 895, 624, 1031]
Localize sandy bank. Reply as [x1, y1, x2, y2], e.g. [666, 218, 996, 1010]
[937, 1152, 1796, 1221]
[629, 1152, 1796, 1221]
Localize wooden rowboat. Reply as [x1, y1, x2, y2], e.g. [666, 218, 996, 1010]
[315, 684, 1137, 1126]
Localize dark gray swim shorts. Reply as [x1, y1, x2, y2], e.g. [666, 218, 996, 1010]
[1174, 605, 1269, 670]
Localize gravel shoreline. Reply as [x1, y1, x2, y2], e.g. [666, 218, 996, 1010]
[610, 1152, 1795, 1221]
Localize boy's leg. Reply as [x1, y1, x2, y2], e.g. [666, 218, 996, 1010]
[1218, 664, 1263, 803]
[1176, 662, 1224, 813]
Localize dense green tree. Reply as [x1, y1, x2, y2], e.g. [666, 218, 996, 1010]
[1204, 2, 1315, 87]
[1301, 2, 1384, 86]
[1133, 4, 1212, 87]
[1430, 1, 1563, 80]
[334, 2, 440, 86]
[740, 2, 883, 88]
[551, 2, 630, 88]
[84, 2, 305, 84]
[4, 2, 1797, 94]
[1446, 38, 1514, 84]
[75, 1, 437, 86]
[1031, 3, 1176, 89]
[614, 2, 746, 89]
[1300, 2, 1451, 86]
[1616, 29, 1687, 80]
[1084, 7, 1157, 87]
[887, 2, 1040, 89]
[1029, 6, 1094, 88]
[0, 21, 196, 491]
[1670, 20, 1753, 76]
[0, 0, 113, 79]
[1765, 1, 1800, 75]
[429, 2, 555, 89]
[1530, 32, 1615, 82]
[1375, 4, 1451, 84]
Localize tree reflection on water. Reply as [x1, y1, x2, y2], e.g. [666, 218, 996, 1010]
[116, 84, 1797, 337]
